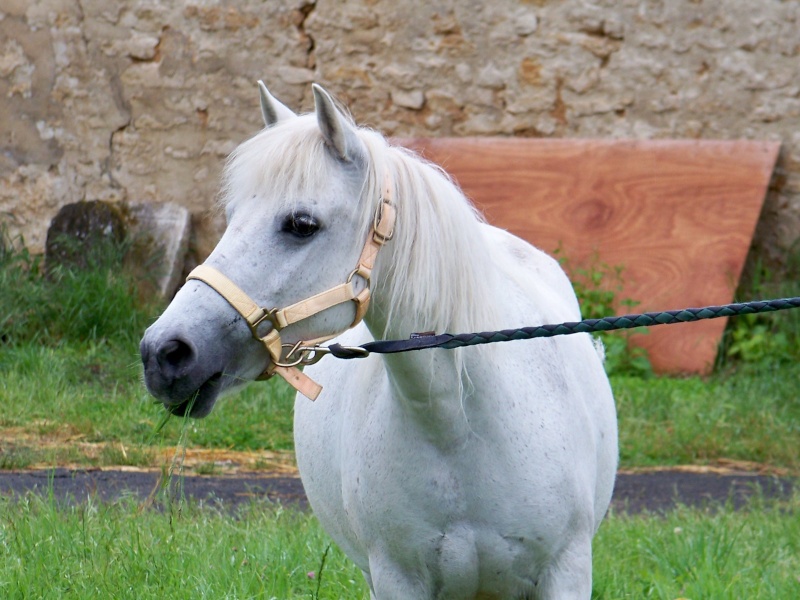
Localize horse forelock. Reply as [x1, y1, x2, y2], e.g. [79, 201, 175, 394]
[219, 117, 340, 214]
[219, 114, 497, 340]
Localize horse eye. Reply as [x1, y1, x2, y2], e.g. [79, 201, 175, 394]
[282, 212, 320, 238]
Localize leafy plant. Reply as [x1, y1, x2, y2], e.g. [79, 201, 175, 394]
[718, 244, 800, 366]
[555, 247, 653, 377]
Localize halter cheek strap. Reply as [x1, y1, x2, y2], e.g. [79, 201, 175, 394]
[186, 177, 395, 401]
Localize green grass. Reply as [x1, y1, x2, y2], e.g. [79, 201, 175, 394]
[593, 494, 800, 599]
[614, 363, 800, 471]
[0, 233, 151, 348]
[0, 495, 367, 599]
[1, 492, 798, 599]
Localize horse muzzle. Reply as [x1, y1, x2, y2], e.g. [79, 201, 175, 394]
[140, 331, 225, 418]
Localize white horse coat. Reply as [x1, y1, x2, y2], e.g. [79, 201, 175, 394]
[140, 83, 617, 600]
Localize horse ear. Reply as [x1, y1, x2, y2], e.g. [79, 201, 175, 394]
[312, 84, 363, 162]
[258, 80, 296, 127]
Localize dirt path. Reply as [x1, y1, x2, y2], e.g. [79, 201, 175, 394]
[0, 467, 793, 514]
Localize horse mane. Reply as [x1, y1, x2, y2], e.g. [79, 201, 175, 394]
[358, 133, 498, 338]
[219, 115, 498, 340]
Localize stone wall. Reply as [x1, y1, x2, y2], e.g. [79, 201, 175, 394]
[2, 0, 799, 271]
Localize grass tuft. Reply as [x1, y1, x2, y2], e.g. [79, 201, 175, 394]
[0, 226, 158, 348]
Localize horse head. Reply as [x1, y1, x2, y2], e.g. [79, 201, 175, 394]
[140, 83, 386, 417]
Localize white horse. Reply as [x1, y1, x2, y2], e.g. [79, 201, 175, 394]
[140, 82, 618, 599]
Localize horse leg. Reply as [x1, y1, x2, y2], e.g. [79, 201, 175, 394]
[367, 553, 434, 600]
[535, 535, 593, 600]
[368, 567, 429, 599]
[361, 569, 377, 600]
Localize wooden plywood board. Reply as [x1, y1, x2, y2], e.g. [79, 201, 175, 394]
[397, 138, 779, 374]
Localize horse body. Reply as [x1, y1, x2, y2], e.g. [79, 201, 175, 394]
[140, 83, 617, 599]
[296, 225, 616, 599]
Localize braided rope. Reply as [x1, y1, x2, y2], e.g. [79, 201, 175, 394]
[327, 297, 800, 359]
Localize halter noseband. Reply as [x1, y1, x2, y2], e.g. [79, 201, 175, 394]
[185, 176, 395, 401]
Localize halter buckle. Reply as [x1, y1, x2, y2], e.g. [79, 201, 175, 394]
[373, 199, 395, 243]
[250, 307, 281, 340]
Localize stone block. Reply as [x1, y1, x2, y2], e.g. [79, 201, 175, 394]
[45, 201, 127, 273]
[43, 199, 191, 300]
[127, 202, 191, 299]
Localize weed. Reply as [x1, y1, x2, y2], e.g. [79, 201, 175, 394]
[0, 445, 38, 470]
[719, 245, 800, 367]
[555, 248, 653, 377]
[194, 462, 222, 476]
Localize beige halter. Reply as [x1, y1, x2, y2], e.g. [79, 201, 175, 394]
[186, 177, 395, 401]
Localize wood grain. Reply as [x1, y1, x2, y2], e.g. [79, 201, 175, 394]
[396, 138, 780, 374]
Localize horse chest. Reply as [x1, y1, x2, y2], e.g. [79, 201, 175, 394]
[298, 387, 572, 552]
[324, 438, 556, 597]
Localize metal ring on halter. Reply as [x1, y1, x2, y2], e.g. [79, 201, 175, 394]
[347, 267, 371, 286]
[296, 346, 330, 366]
[274, 345, 331, 368]
[272, 341, 307, 368]
[273, 341, 334, 368]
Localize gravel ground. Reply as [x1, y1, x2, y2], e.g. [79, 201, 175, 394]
[0, 468, 793, 514]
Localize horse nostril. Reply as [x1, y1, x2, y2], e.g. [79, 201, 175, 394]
[156, 338, 195, 376]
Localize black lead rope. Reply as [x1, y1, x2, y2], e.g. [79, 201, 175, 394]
[326, 297, 800, 359]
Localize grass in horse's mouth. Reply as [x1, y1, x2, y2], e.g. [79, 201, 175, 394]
[152, 390, 198, 435]
[174, 373, 223, 417]
[144, 391, 200, 511]
[153, 405, 174, 434]
[153, 372, 222, 431]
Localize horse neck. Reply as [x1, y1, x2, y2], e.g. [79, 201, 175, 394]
[363, 297, 480, 443]
[360, 149, 496, 418]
